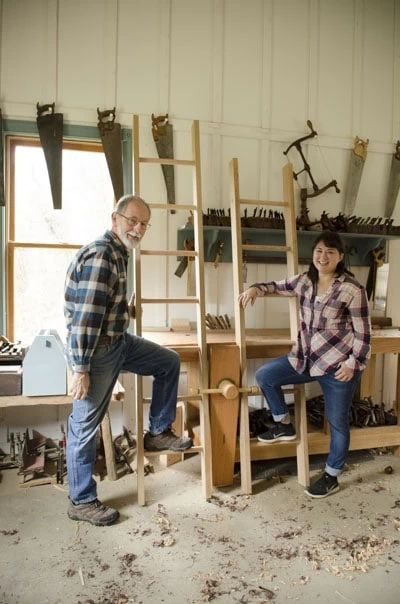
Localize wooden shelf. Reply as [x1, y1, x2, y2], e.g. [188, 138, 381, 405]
[177, 226, 395, 266]
[239, 425, 400, 462]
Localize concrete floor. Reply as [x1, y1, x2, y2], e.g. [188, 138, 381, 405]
[1, 451, 400, 604]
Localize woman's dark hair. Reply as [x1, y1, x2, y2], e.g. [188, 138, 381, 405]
[307, 231, 354, 284]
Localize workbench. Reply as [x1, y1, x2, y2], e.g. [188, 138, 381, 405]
[2, 330, 399, 489]
[143, 328, 400, 487]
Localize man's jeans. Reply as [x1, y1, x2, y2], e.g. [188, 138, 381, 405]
[67, 333, 180, 504]
[255, 355, 361, 477]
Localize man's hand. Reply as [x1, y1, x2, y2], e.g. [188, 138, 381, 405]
[238, 287, 259, 309]
[334, 363, 354, 382]
[70, 372, 90, 400]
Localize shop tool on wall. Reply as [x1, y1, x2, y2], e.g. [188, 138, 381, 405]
[36, 102, 63, 209]
[97, 107, 124, 203]
[343, 136, 369, 216]
[152, 113, 176, 213]
[283, 120, 340, 227]
[385, 140, 400, 218]
[0, 108, 4, 207]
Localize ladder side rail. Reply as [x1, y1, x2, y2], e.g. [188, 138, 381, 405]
[230, 157, 252, 494]
[191, 120, 213, 499]
[132, 115, 140, 196]
[282, 162, 309, 487]
[282, 162, 300, 341]
[132, 114, 147, 505]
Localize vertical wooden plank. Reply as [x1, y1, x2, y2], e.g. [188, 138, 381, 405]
[209, 344, 240, 487]
[192, 119, 213, 499]
[396, 354, 400, 424]
[282, 163, 299, 342]
[132, 114, 145, 504]
[394, 354, 400, 456]
[360, 354, 376, 398]
[185, 360, 201, 437]
[135, 372, 145, 506]
[392, 0, 400, 141]
[132, 114, 140, 196]
[6, 137, 15, 340]
[230, 157, 252, 494]
[295, 386, 309, 486]
[159, 402, 184, 467]
[101, 411, 117, 481]
[307, 0, 319, 121]
[157, 0, 171, 112]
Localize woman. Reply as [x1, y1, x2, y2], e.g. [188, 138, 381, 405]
[239, 231, 371, 498]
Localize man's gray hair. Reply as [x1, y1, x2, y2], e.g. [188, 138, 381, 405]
[115, 194, 151, 216]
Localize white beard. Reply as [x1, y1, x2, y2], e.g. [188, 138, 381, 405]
[117, 226, 141, 250]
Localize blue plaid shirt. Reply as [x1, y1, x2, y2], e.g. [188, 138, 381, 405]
[64, 230, 129, 372]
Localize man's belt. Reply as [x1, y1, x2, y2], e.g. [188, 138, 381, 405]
[98, 334, 123, 345]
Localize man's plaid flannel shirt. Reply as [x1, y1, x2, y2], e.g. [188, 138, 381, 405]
[64, 230, 129, 373]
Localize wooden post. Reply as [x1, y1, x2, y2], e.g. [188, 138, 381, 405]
[209, 344, 240, 487]
[101, 411, 117, 481]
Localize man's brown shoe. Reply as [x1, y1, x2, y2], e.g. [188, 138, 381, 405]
[68, 499, 119, 526]
[144, 429, 193, 452]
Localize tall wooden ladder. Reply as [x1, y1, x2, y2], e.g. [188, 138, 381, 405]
[230, 159, 310, 494]
[132, 114, 213, 506]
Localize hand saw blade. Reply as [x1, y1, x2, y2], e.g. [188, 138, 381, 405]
[36, 103, 63, 210]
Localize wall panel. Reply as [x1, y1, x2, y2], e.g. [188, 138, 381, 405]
[117, 0, 168, 115]
[222, 0, 264, 127]
[169, 0, 214, 120]
[270, 0, 310, 131]
[317, 0, 355, 137]
[58, 0, 118, 113]
[1, 0, 56, 108]
[361, 0, 395, 142]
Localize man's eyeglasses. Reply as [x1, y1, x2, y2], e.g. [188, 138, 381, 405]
[116, 212, 151, 230]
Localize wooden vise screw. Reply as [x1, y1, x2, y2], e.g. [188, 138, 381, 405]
[198, 380, 262, 399]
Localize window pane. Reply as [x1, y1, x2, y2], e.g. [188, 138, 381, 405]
[13, 247, 77, 346]
[14, 144, 114, 244]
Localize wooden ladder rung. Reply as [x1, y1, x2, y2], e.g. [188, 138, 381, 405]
[148, 203, 197, 211]
[141, 250, 198, 257]
[141, 297, 199, 304]
[144, 445, 203, 456]
[250, 437, 300, 446]
[143, 394, 202, 403]
[253, 292, 288, 298]
[242, 244, 290, 253]
[240, 198, 289, 208]
[246, 336, 295, 345]
[139, 157, 195, 166]
[245, 386, 300, 396]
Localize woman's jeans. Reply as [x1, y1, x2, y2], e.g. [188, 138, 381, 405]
[255, 355, 361, 477]
[66, 333, 180, 504]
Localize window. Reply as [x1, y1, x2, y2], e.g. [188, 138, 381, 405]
[6, 137, 114, 345]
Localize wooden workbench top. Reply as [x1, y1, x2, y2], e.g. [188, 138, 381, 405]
[143, 327, 400, 357]
[0, 379, 124, 408]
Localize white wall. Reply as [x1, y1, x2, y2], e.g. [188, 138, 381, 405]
[0, 0, 399, 439]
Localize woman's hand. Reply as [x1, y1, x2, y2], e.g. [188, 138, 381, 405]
[238, 287, 259, 309]
[334, 363, 354, 382]
[128, 292, 136, 319]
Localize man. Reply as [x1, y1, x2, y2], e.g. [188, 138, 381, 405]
[65, 195, 192, 526]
